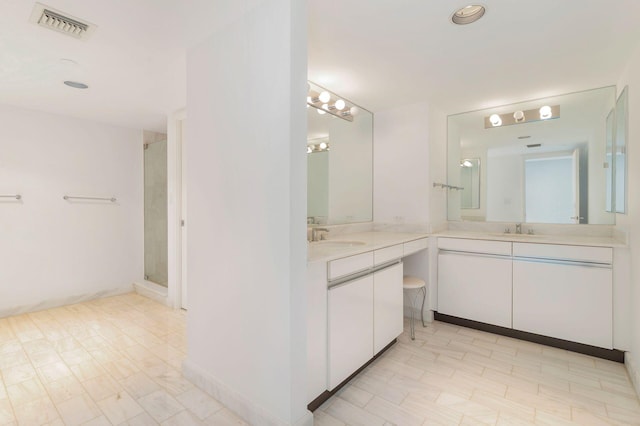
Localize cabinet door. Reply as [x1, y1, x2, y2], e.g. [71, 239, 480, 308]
[513, 260, 613, 349]
[438, 252, 512, 328]
[373, 262, 403, 354]
[328, 275, 374, 390]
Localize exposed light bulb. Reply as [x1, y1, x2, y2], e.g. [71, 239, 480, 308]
[539, 105, 552, 120]
[490, 114, 502, 127]
[350, 106, 360, 116]
[319, 91, 331, 103]
[319, 142, 328, 150]
[462, 160, 473, 167]
[513, 110, 525, 122]
[322, 104, 329, 111]
[317, 108, 326, 115]
[307, 96, 312, 103]
[307, 146, 312, 153]
[335, 99, 346, 111]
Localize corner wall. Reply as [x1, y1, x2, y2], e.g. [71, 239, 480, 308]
[373, 101, 431, 228]
[183, 1, 309, 425]
[0, 105, 143, 316]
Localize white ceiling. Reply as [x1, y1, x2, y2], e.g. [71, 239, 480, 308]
[1, 1, 639, 132]
[309, 0, 640, 115]
[0, 0, 219, 132]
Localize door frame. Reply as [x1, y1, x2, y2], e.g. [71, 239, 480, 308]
[167, 109, 187, 309]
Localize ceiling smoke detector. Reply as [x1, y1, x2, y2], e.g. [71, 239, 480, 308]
[29, 2, 96, 40]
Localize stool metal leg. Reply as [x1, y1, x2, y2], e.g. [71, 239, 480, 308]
[410, 289, 421, 340]
[420, 286, 427, 327]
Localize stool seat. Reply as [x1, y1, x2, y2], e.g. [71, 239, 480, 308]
[402, 275, 427, 340]
[403, 276, 426, 289]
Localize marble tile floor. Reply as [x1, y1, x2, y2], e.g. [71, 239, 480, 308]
[2, 293, 639, 425]
[315, 319, 640, 425]
[0, 293, 246, 425]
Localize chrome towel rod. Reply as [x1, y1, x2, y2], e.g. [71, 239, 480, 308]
[63, 195, 117, 202]
[433, 182, 464, 191]
[0, 194, 21, 200]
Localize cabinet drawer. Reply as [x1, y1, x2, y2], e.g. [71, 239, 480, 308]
[513, 243, 612, 264]
[404, 238, 428, 256]
[374, 244, 404, 266]
[328, 252, 374, 280]
[438, 237, 511, 256]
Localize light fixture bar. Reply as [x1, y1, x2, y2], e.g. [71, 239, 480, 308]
[307, 81, 355, 122]
[484, 105, 560, 129]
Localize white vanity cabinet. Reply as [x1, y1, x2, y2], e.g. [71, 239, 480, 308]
[328, 274, 374, 390]
[437, 238, 512, 328]
[373, 262, 404, 354]
[326, 244, 406, 390]
[512, 243, 613, 349]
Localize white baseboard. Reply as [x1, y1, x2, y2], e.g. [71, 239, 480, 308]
[133, 281, 169, 306]
[182, 359, 313, 426]
[625, 352, 640, 398]
[0, 285, 134, 319]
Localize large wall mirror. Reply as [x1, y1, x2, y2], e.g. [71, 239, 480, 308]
[448, 86, 616, 225]
[307, 82, 373, 225]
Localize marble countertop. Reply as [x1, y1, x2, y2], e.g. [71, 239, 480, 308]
[307, 231, 429, 263]
[433, 230, 626, 248]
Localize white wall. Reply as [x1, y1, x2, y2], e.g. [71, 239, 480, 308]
[183, 1, 309, 425]
[0, 105, 143, 316]
[616, 41, 640, 395]
[374, 101, 431, 227]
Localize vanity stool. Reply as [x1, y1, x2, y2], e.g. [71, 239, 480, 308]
[403, 275, 427, 340]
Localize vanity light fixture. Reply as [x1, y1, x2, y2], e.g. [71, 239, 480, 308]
[307, 81, 361, 122]
[451, 5, 486, 25]
[307, 138, 330, 154]
[318, 91, 331, 103]
[539, 105, 552, 119]
[513, 110, 525, 122]
[485, 105, 560, 129]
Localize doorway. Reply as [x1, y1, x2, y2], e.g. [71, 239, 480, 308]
[524, 152, 579, 224]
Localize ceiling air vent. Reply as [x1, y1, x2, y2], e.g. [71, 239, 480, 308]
[29, 2, 96, 40]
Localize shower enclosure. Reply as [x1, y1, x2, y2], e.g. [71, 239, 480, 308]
[144, 139, 168, 287]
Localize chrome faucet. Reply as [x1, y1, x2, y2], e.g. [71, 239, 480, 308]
[515, 223, 522, 234]
[311, 227, 329, 242]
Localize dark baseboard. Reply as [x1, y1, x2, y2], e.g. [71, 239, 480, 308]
[434, 312, 624, 363]
[307, 339, 397, 412]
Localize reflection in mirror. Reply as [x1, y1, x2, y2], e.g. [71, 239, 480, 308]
[615, 86, 628, 213]
[460, 159, 480, 211]
[448, 86, 616, 224]
[307, 82, 373, 225]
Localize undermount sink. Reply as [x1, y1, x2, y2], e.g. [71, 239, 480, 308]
[312, 240, 366, 248]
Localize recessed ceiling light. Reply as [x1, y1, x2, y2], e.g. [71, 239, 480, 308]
[451, 5, 486, 25]
[63, 80, 88, 89]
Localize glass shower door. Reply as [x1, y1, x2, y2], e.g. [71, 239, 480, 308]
[144, 140, 168, 287]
